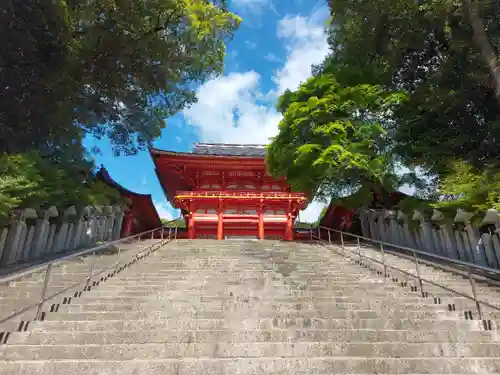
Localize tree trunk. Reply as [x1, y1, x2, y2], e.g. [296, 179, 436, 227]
[462, 0, 500, 105]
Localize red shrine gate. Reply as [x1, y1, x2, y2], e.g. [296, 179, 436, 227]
[150, 144, 308, 240]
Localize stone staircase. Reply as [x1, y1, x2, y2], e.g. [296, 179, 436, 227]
[0, 239, 499, 374]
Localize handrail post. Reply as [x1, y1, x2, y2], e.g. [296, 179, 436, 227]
[327, 228, 331, 245]
[309, 228, 313, 241]
[174, 226, 178, 240]
[34, 264, 52, 320]
[380, 244, 388, 278]
[318, 227, 321, 241]
[467, 265, 483, 320]
[151, 230, 154, 240]
[340, 231, 345, 250]
[160, 228, 164, 241]
[84, 252, 96, 292]
[357, 236, 362, 264]
[168, 227, 172, 240]
[412, 250, 425, 297]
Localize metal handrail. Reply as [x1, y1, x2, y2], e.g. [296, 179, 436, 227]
[311, 226, 500, 322]
[320, 226, 500, 276]
[1, 225, 164, 284]
[0, 224, 181, 326]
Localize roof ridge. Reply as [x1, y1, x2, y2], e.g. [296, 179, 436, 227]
[194, 143, 266, 147]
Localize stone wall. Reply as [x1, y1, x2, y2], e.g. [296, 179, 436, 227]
[0, 205, 126, 269]
[358, 208, 500, 269]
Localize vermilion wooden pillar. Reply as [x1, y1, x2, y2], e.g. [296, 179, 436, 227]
[187, 214, 195, 239]
[258, 208, 264, 240]
[286, 213, 293, 241]
[217, 210, 224, 240]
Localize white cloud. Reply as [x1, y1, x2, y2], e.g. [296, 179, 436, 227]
[245, 40, 257, 50]
[183, 7, 329, 144]
[264, 53, 282, 63]
[181, 6, 330, 224]
[232, 0, 279, 16]
[154, 200, 181, 221]
[183, 71, 282, 144]
[273, 10, 330, 95]
[298, 199, 328, 223]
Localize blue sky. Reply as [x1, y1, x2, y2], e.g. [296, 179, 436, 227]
[84, 0, 331, 222]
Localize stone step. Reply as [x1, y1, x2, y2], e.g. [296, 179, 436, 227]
[29, 296, 490, 312]
[46, 302, 452, 314]
[38, 309, 460, 321]
[1, 357, 499, 374]
[52, 295, 480, 305]
[0, 289, 426, 300]
[0, 289, 438, 300]
[2, 341, 500, 361]
[14, 317, 488, 332]
[8, 328, 496, 346]
[74, 284, 417, 291]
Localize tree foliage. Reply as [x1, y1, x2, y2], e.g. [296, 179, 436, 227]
[321, 0, 500, 175]
[0, 0, 240, 155]
[267, 74, 407, 201]
[0, 151, 126, 223]
[268, 0, 500, 217]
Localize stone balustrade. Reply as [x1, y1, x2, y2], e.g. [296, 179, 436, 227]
[0, 205, 126, 269]
[358, 208, 500, 269]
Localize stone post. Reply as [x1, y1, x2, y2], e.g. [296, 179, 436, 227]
[365, 210, 379, 241]
[385, 210, 401, 245]
[397, 211, 412, 248]
[0, 228, 8, 263]
[374, 210, 387, 242]
[112, 205, 125, 240]
[102, 206, 114, 241]
[20, 225, 35, 261]
[357, 209, 369, 238]
[32, 206, 58, 258]
[1, 208, 37, 266]
[92, 206, 103, 242]
[431, 209, 458, 259]
[71, 208, 87, 250]
[479, 209, 500, 268]
[81, 206, 94, 247]
[62, 207, 77, 251]
[455, 208, 488, 266]
[413, 210, 436, 254]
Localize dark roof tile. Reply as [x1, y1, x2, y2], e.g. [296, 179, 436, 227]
[192, 143, 267, 157]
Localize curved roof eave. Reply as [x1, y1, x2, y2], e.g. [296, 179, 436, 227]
[149, 147, 266, 161]
[96, 166, 151, 198]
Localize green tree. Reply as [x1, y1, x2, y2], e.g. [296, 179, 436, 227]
[0, 151, 126, 223]
[320, 0, 500, 175]
[267, 74, 408, 203]
[0, 0, 240, 155]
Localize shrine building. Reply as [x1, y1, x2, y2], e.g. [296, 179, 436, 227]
[150, 143, 308, 240]
[97, 166, 161, 237]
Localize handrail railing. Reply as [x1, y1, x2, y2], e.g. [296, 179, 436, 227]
[310, 226, 500, 323]
[0, 224, 180, 327]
